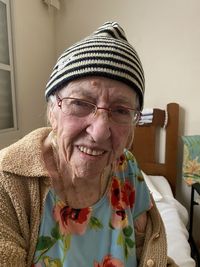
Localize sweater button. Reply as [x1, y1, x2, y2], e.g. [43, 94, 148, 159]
[154, 233, 160, 239]
[146, 259, 155, 267]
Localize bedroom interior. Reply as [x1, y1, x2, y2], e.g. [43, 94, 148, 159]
[132, 103, 197, 266]
[1, 0, 200, 266]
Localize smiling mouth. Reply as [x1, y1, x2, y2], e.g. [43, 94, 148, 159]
[78, 146, 105, 156]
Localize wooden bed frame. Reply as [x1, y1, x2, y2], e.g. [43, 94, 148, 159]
[130, 103, 179, 195]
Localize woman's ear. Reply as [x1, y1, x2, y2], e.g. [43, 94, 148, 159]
[48, 107, 58, 131]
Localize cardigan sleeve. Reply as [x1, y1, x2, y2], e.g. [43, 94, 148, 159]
[0, 175, 27, 266]
[0, 169, 45, 267]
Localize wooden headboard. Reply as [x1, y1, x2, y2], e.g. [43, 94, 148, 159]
[130, 103, 179, 195]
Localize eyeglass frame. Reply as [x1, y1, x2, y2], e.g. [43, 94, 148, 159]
[55, 93, 141, 125]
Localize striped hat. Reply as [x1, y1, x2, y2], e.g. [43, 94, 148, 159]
[45, 21, 145, 109]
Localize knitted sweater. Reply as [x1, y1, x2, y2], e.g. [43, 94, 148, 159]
[0, 128, 178, 267]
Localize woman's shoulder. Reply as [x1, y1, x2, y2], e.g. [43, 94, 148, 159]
[0, 127, 51, 177]
[0, 127, 50, 154]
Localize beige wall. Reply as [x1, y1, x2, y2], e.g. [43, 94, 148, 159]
[0, 0, 56, 147]
[12, 1, 55, 131]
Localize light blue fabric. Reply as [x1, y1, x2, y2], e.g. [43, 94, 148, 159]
[33, 150, 151, 267]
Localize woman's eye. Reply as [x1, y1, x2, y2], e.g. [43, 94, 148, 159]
[69, 99, 95, 114]
[72, 100, 84, 106]
[71, 99, 90, 108]
[112, 107, 130, 115]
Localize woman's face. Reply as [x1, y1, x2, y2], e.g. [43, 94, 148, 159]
[49, 77, 138, 178]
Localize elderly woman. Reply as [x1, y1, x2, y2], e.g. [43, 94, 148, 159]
[0, 22, 178, 267]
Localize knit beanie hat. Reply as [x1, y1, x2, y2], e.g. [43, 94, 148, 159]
[45, 21, 145, 109]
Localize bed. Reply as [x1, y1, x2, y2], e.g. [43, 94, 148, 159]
[130, 103, 195, 267]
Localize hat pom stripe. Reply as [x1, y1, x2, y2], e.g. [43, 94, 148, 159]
[93, 21, 127, 41]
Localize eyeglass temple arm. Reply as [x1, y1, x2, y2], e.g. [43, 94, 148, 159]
[55, 94, 62, 107]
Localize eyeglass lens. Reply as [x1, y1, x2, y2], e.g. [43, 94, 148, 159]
[60, 98, 139, 124]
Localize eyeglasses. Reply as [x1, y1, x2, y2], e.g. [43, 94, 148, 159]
[56, 94, 141, 125]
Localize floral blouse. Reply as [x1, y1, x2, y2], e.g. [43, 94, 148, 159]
[32, 150, 151, 267]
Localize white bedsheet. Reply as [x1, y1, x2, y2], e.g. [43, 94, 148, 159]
[142, 172, 196, 267]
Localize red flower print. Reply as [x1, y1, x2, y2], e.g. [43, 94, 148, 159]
[109, 177, 135, 229]
[53, 201, 91, 235]
[94, 255, 124, 267]
[116, 154, 128, 172]
[110, 209, 128, 229]
[110, 177, 122, 210]
[110, 177, 135, 210]
[121, 180, 135, 209]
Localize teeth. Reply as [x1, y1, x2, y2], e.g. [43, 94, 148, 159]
[78, 146, 104, 156]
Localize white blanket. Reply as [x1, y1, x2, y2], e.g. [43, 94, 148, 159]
[142, 172, 195, 267]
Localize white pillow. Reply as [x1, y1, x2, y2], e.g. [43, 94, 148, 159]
[141, 171, 163, 202]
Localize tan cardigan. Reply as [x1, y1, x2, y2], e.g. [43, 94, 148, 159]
[0, 128, 178, 267]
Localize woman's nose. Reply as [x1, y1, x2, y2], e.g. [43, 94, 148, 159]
[86, 111, 111, 142]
